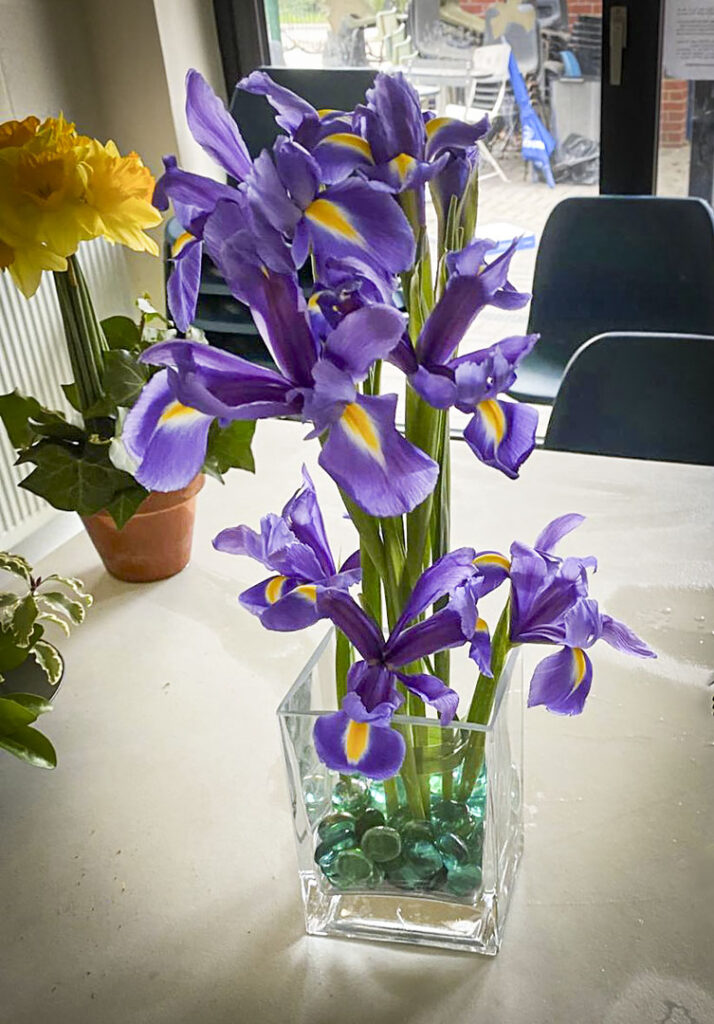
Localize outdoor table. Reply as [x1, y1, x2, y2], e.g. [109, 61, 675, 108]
[1, 419, 712, 1024]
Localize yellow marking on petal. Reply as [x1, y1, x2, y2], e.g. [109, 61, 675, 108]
[158, 400, 200, 424]
[265, 576, 287, 604]
[304, 198, 361, 241]
[319, 133, 373, 161]
[317, 108, 338, 117]
[475, 617, 488, 633]
[390, 152, 415, 181]
[478, 399, 507, 445]
[340, 402, 385, 465]
[308, 291, 323, 309]
[572, 648, 587, 688]
[425, 116, 454, 137]
[171, 230, 194, 258]
[473, 551, 511, 572]
[295, 584, 317, 603]
[344, 720, 370, 764]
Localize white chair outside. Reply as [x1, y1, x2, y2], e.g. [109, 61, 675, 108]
[444, 42, 512, 181]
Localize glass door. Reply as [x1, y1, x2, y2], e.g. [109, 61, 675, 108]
[657, 0, 714, 200]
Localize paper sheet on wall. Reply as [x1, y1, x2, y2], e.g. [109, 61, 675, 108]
[664, 0, 714, 79]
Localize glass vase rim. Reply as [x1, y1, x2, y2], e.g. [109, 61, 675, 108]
[276, 628, 520, 734]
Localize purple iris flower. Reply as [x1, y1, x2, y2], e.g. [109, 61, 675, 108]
[391, 237, 540, 478]
[353, 75, 489, 231]
[123, 282, 439, 517]
[239, 70, 376, 185]
[486, 514, 656, 714]
[313, 549, 482, 779]
[153, 70, 256, 332]
[212, 467, 361, 631]
[243, 135, 415, 278]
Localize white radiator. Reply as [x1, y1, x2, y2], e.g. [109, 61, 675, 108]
[0, 240, 134, 549]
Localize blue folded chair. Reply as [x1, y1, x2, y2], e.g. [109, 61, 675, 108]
[544, 332, 714, 466]
[509, 197, 714, 405]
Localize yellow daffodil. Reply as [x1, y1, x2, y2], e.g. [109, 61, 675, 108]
[83, 139, 162, 255]
[0, 113, 160, 297]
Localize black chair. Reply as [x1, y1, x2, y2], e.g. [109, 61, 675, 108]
[168, 68, 377, 362]
[509, 196, 714, 405]
[544, 332, 714, 466]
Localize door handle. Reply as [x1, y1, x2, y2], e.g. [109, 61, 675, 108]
[609, 5, 627, 86]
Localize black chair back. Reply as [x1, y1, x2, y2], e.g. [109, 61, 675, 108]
[510, 196, 714, 404]
[544, 331, 714, 466]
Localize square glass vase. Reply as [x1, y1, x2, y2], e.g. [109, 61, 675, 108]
[278, 630, 524, 955]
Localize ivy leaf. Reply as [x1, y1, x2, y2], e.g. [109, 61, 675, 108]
[0, 390, 83, 448]
[0, 724, 56, 768]
[0, 628, 30, 674]
[32, 640, 63, 685]
[0, 551, 32, 583]
[18, 440, 139, 517]
[101, 350, 149, 409]
[11, 595, 38, 646]
[0, 593, 21, 615]
[203, 420, 256, 479]
[105, 484, 149, 529]
[101, 315, 141, 350]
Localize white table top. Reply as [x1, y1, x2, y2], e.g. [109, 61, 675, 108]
[2, 420, 713, 1024]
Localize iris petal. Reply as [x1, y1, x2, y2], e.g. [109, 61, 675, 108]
[463, 399, 538, 479]
[527, 646, 593, 715]
[319, 393, 438, 518]
[314, 711, 406, 780]
[122, 370, 212, 492]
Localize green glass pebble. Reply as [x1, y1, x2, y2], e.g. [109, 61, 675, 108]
[361, 826, 402, 864]
[435, 831, 469, 869]
[431, 800, 474, 838]
[402, 837, 443, 877]
[332, 777, 370, 815]
[387, 807, 415, 833]
[317, 812, 356, 848]
[400, 819, 434, 843]
[445, 862, 483, 897]
[355, 808, 385, 841]
[367, 784, 387, 813]
[384, 857, 423, 890]
[422, 866, 448, 892]
[333, 848, 374, 886]
[367, 862, 386, 888]
[314, 842, 341, 882]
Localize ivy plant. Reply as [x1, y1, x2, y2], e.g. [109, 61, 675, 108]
[0, 551, 92, 769]
[0, 298, 255, 529]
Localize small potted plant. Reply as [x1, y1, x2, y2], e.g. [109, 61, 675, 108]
[0, 550, 92, 768]
[0, 114, 255, 581]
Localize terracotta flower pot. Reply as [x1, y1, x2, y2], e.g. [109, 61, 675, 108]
[81, 475, 204, 583]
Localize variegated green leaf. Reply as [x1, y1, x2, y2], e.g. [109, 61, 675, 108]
[38, 612, 71, 637]
[0, 551, 32, 583]
[11, 595, 37, 646]
[39, 591, 88, 624]
[32, 640, 63, 684]
[40, 574, 89, 600]
[0, 593, 21, 613]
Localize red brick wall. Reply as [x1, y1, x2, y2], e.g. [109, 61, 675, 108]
[660, 78, 689, 147]
[567, 0, 602, 27]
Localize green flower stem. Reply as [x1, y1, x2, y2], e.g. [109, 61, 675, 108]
[456, 601, 512, 802]
[53, 255, 108, 431]
[335, 627, 352, 708]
